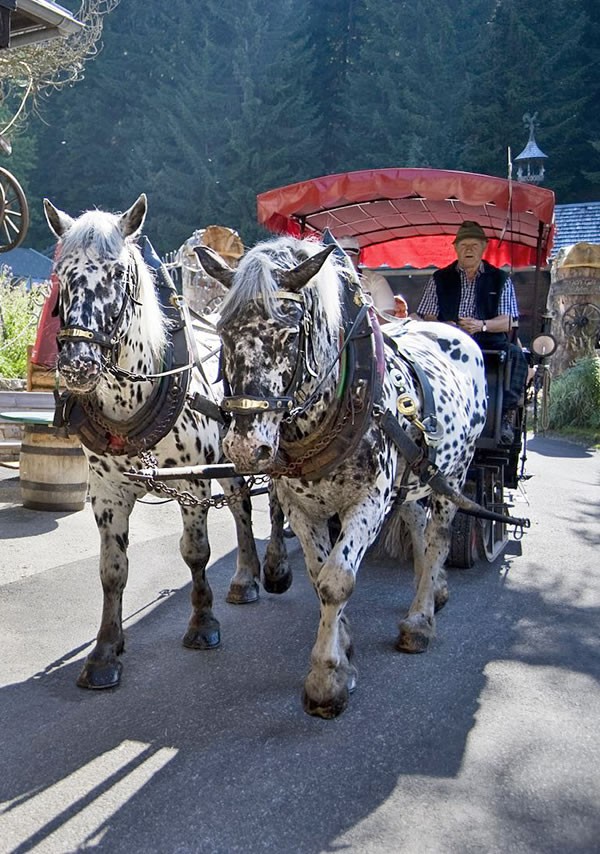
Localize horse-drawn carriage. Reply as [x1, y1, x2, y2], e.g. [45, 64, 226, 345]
[255, 167, 556, 567]
[43, 169, 555, 718]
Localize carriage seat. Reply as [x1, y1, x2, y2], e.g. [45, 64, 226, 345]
[477, 347, 513, 449]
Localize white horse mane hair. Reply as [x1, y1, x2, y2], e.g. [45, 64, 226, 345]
[59, 209, 167, 361]
[218, 236, 343, 334]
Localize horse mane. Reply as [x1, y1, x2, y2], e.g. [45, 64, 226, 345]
[59, 210, 167, 360]
[218, 236, 344, 334]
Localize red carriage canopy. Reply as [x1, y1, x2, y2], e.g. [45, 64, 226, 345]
[257, 168, 555, 269]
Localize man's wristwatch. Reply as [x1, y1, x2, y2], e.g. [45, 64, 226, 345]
[481, 320, 487, 332]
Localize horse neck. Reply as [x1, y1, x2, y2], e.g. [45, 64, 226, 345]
[92, 276, 167, 419]
[290, 290, 342, 434]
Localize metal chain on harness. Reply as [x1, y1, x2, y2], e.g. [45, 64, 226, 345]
[273, 395, 365, 477]
[136, 449, 271, 510]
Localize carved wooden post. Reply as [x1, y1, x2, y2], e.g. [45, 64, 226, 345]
[548, 242, 600, 376]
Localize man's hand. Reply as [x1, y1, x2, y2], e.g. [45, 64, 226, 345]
[458, 316, 483, 336]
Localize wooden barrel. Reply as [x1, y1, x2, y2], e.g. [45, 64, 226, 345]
[19, 425, 88, 512]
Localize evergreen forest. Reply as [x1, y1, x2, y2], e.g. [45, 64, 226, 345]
[5, 0, 600, 255]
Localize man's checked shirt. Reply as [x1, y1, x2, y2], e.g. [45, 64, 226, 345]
[417, 262, 519, 320]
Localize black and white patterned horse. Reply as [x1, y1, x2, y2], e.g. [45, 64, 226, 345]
[197, 236, 488, 718]
[44, 195, 288, 690]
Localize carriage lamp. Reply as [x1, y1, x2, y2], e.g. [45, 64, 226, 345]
[531, 333, 557, 359]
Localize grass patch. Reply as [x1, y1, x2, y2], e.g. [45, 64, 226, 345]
[544, 355, 600, 446]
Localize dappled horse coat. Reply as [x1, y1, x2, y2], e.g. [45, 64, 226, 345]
[198, 236, 487, 718]
[44, 195, 287, 690]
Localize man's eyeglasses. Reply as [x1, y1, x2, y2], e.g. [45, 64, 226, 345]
[345, 248, 360, 256]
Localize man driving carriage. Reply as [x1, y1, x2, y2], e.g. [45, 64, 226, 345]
[414, 220, 528, 445]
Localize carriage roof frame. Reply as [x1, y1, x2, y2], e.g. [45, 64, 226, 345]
[256, 167, 556, 272]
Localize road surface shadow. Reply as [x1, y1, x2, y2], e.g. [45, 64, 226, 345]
[1, 520, 598, 854]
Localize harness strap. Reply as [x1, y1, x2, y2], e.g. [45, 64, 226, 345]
[222, 395, 294, 414]
[57, 327, 117, 349]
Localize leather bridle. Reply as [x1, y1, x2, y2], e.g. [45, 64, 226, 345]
[220, 279, 373, 425]
[55, 261, 141, 366]
[220, 289, 312, 417]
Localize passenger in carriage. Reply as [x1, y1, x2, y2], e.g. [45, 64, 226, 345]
[414, 220, 528, 444]
[338, 235, 397, 319]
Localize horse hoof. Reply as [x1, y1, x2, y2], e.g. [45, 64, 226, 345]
[182, 625, 221, 649]
[396, 624, 431, 654]
[226, 581, 259, 604]
[302, 687, 349, 719]
[262, 568, 293, 595]
[77, 658, 122, 690]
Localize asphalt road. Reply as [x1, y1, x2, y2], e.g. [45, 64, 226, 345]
[0, 434, 598, 854]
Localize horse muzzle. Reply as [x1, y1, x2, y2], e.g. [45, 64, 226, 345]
[223, 427, 278, 473]
[58, 350, 103, 393]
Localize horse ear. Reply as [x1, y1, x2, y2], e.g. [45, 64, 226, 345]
[120, 194, 147, 238]
[278, 245, 336, 292]
[194, 246, 235, 289]
[43, 199, 74, 239]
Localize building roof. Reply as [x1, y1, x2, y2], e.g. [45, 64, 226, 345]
[0, 247, 52, 281]
[0, 0, 82, 49]
[552, 202, 600, 258]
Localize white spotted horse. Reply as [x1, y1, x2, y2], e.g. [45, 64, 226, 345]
[196, 235, 488, 718]
[44, 195, 289, 690]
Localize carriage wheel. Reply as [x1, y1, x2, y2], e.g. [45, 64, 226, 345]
[447, 511, 477, 569]
[478, 467, 508, 563]
[448, 479, 478, 568]
[0, 167, 30, 252]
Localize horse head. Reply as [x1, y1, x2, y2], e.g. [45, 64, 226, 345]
[196, 239, 339, 473]
[44, 195, 151, 393]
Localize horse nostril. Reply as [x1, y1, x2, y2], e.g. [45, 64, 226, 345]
[255, 445, 272, 463]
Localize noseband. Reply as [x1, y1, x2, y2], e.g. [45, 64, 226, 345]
[56, 261, 140, 365]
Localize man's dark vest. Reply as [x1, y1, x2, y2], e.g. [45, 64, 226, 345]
[433, 260, 509, 348]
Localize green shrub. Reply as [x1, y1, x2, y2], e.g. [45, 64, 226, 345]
[548, 356, 600, 431]
[0, 273, 41, 378]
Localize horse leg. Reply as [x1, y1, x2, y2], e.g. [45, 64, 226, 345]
[397, 495, 457, 653]
[294, 509, 368, 718]
[215, 477, 262, 605]
[77, 484, 136, 690]
[262, 485, 292, 594]
[179, 503, 221, 649]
